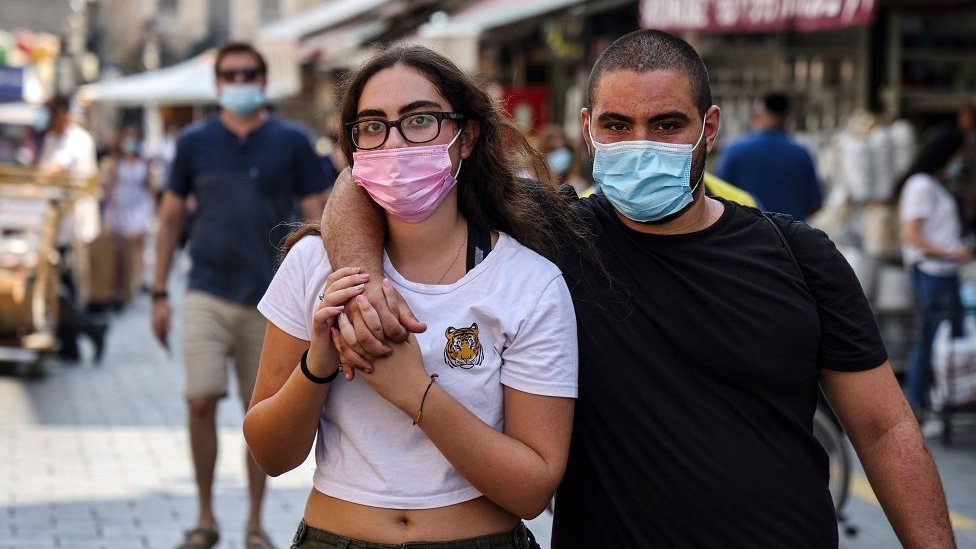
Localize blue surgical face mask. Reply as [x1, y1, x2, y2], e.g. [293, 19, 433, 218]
[946, 158, 963, 181]
[121, 139, 139, 155]
[547, 147, 572, 175]
[33, 109, 50, 132]
[218, 84, 265, 116]
[589, 118, 706, 223]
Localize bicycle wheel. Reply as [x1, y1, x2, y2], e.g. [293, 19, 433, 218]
[813, 406, 851, 513]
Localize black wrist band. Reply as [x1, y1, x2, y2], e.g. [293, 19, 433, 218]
[151, 289, 168, 301]
[300, 349, 340, 384]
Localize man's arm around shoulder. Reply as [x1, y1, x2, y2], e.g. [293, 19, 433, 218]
[321, 169, 425, 361]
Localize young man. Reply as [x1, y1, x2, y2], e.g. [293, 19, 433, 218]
[151, 42, 327, 549]
[321, 30, 954, 548]
[716, 92, 822, 220]
[36, 95, 107, 362]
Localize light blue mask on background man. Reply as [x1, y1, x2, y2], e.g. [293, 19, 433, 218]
[218, 84, 265, 116]
[33, 109, 50, 132]
[589, 119, 706, 222]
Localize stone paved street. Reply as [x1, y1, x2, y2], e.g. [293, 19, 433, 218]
[1, 281, 315, 549]
[1, 269, 974, 548]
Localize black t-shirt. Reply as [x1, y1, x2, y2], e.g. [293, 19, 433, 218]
[551, 195, 887, 548]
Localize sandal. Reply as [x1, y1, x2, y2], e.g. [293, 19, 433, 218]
[246, 530, 277, 549]
[176, 526, 220, 549]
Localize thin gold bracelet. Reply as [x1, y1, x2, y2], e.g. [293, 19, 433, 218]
[413, 373, 439, 426]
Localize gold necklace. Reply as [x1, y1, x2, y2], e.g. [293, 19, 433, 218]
[437, 233, 467, 284]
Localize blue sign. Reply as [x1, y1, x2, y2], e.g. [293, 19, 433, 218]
[0, 66, 24, 102]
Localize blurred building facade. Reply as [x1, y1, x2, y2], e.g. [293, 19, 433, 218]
[236, 0, 976, 148]
[91, 0, 323, 72]
[6, 0, 976, 164]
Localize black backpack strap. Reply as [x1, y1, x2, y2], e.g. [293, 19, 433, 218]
[763, 212, 813, 299]
[466, 221, 492, 271]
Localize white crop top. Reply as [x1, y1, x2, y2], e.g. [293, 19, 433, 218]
[257, 233, 578, 508]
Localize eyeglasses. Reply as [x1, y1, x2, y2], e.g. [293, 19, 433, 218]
[347, 111, 466, 150]
[216, 68, 263, 82]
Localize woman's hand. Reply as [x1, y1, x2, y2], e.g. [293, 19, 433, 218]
[334, 278, 425, 380]
[308, 267, 368, 379]
[332, 294, 430, 412]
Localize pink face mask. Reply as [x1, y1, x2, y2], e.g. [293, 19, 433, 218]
[352, 131, 463, 223]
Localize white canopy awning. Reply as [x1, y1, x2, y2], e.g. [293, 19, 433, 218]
[298, 20, 388, 68]
[418, 0, 584, 39]
[0, 102, 41, 126]
[259, 0, 391, 41]
[77, 50, 294, 107]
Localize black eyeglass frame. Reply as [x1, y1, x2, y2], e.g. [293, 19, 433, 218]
[346, 111, 466, 150]
[216, 68, 264, 82]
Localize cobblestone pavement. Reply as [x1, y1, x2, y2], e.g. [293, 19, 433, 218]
[1, 273, 974, 548]
[1, 284, 313, 549]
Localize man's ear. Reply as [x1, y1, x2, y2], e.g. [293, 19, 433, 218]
[580, 107, 593, 157]
[704, 105, 721, 154]
[460, 120, 481, 159]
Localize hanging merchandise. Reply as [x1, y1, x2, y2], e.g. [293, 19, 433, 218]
[821, 112, 917, 261]
[931, 317, 976, 409]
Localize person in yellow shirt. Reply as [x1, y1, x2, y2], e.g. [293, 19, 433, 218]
[703, 171, 758, 207]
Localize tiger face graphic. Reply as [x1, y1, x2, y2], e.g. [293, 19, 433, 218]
[444, 323, 484, 369]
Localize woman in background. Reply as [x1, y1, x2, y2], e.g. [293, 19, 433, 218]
[895, 126, 969, 417]
[103, 125, 154, 304]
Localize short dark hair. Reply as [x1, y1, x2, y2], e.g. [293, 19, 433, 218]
[761, 92, 790, 116]
[45, 95, 71, 115]
[214, 42, 267, 76]
[584, 29, 712, 117]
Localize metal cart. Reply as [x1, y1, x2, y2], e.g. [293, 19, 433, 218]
[0, 165, 97, 375]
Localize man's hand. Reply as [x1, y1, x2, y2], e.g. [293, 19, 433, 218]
[335, 278, 426, 380]
[151, 299, 172, 350]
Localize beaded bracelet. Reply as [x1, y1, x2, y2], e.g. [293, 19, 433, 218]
[413, 373, 439, 425]
[300, 349, 340, 384]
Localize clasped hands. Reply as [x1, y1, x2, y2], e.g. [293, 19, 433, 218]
[309, 267, 429, 409]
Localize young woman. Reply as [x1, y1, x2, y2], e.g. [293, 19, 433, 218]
[894, 126, 970, 415]
[244, 46, 582, 548]
[102, 126, 153, 304]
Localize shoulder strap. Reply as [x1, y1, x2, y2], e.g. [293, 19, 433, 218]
[762, 212, 813, 297]
[466, 222, 492, 271]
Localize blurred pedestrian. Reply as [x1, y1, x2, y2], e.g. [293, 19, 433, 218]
[36, 95, 106, 363]
[716, 92, 822, 220]
[539, 124, 587, 194]
[952, 103, 976, 230]
[318, 111, 346, 203]
[956, 103, 976, 184]
[103, 126, 154, 305]
[151, 41, 328, 549]
[894, 126, 970, 418]
[151, 122, 183, 201]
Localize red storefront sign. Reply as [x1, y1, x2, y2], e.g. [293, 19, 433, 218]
[640, 0, 877, 33]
